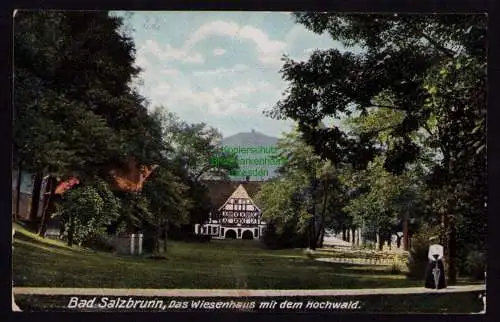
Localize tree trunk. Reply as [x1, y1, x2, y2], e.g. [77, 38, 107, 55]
[342, 228, 346, 241]
[447, 222, 457, 285]
[443, 206, 457, 285]
[163, 221, 168, 253]
[378, 233, 383, 251]
[351, 227, 356, 245]
[30, 172, 43, 221]
[67, 213, 74, 247]
[14, 166, 22, 221]
[316, 228, 325, 248]
[38, 176, 57, 237]
[403, 212, 409, 251]
[314, 185, 329, 248]
[314, 218, 325, 248]
[309, 218, 316, 250]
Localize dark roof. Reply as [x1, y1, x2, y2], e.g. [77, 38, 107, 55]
[201, 180, 264, 211]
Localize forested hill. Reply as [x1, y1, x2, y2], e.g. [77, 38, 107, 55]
[222, 129, 278, 147]
[221, 130, 279, 181]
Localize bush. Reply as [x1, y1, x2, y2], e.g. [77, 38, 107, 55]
[390, 256, 408, 274]
[261, 222, 308, 250]
[142, 234, 156, 253]
[81, 231, 114, 252]
[406, 226, 440, 280]
[390, 262, 402, 274]
[464, 250, 486, 280]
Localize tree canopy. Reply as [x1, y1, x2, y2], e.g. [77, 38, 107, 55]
[266, 13, 486, 282]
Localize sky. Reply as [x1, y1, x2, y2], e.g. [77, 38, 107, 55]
[117, 11, 356, 138]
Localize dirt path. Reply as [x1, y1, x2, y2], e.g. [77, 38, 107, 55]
[14, 285, 485, 297]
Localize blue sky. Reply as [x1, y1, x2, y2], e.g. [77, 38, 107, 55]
[116, 11, 355, 138]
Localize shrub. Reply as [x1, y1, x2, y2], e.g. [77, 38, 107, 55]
[53, 182, 120, 246]
[261, 222, 308, 249]
[390, 255, 408, 274]
[465, 250, 486, 280]
[142, 234, 156, 253]
[81, 230, 114, 252]
[390, 261, 402, 274]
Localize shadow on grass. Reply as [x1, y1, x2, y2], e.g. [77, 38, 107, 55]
[14, 227, 472, 290]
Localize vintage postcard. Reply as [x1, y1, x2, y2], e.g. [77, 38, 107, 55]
[12, 10, 486, 314]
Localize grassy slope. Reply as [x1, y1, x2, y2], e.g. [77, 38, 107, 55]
[13, 224, 478, 289]
[13, 224, 425, 289]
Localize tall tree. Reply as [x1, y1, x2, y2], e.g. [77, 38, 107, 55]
[14, 11, 162, 235]
[267, 13, 486, 283]
[142, 165, 191, 254]
[157, 108, 238, 227]
[256, 127, 348, 249]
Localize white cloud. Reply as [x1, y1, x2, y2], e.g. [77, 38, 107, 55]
[183, 53, 205, 64]
[133, 15, 335, 138]
[140, 40, 205, 64]
[159, 68, 180, 76]
[142, 73, 293, 138]
[135, 55, 150, 69]
[192, 64, 249, 76]
[139, 20, 292, 67]
[147, 77, 273, 119]
[212, 48, 226, 56]
[150, 82, 172, 98]
[185, 20, 287, 66]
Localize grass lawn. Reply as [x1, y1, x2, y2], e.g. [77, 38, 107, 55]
[13, 224, 478, 290]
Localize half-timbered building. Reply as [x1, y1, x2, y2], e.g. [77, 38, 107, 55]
[195, 183, 266, 240]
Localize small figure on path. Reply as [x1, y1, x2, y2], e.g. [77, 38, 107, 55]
[424, 236, 446, 289]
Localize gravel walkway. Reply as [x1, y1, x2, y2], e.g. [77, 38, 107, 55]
[14, 285, 485, 297]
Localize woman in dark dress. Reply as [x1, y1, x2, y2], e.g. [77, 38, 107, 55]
[424, 236, 446, 289]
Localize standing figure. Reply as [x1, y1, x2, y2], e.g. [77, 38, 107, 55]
[424, 236, 446, 289]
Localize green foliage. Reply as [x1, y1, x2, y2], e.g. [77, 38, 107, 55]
[158, 108, 238, 181]
[390, 262, 403, 275]
[116, 192, 154, 231]
[464, 250, 486, 281]
[261, 222, 308, 250]
[155, 107, 238, 230]
[142, 164, 192, 253]
[14, 11, 148, 177]
[256, 127, 350, 249]
[268, 13, 485, 283]
[81, 231, 115, 252]
[54, 183, 120, 246]
[406, 225, 440, 280]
